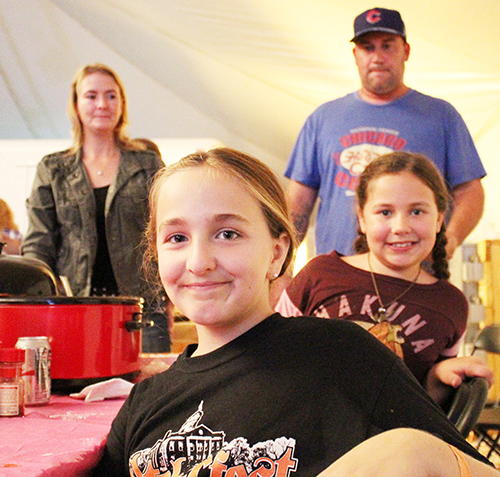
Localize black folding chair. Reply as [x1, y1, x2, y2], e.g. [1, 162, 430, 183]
[446, 376, 489, 437]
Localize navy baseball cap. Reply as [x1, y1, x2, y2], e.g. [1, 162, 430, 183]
[351, 7, 406, 42]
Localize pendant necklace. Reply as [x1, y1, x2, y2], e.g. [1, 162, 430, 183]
[367, 253, 421, 322]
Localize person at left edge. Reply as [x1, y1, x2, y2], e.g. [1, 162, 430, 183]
[22, 64, 164, 305]
[0, 198, 22, 255]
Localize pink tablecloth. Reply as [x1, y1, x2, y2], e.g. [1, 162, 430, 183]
[0, 394, 125, 477]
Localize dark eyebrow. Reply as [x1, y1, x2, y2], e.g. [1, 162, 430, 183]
[410, 201, 433, 208]
[372, 200, 433, 209]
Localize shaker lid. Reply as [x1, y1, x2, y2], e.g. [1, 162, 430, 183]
[0, 347, 25, 362]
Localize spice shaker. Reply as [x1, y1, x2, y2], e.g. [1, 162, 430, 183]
[0, 348, 25, 417]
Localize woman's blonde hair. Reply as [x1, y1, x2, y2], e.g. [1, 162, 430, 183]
[66, 63, 145, 155]
[143, 147, 297, 288]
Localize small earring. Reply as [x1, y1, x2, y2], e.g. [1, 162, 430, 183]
[272, 272, 279, 279]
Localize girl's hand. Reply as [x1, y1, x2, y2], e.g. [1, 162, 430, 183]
[425, 356, 494, 405]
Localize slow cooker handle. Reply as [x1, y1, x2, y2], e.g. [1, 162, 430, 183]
[125, 313, 154, 332]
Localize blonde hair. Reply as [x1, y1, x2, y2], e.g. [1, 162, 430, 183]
[0, 198, 18, 230]
[143, 147, 296, 287]
[66, 63, 145, 155]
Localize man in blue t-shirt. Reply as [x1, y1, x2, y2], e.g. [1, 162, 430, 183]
[285, 7, 486, 258]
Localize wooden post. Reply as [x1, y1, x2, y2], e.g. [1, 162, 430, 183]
[478, 240, 500, 403]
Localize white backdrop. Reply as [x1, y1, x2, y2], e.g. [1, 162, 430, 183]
[1, 0, 499, 243]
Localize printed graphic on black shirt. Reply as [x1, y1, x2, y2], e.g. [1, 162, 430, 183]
[129, 401, 298, 477]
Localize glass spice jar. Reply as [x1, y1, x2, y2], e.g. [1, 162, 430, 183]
[0, 348, 25, 417]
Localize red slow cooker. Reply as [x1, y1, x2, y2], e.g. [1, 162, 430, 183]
[0, 249, 152, 389]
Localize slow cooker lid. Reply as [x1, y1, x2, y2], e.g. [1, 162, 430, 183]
[0, 296, 144, 305]
[0, 254, 59, 296]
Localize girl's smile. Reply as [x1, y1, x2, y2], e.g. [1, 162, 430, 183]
[357, 171, 444, 280]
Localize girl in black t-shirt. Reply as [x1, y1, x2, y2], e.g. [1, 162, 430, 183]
[94, 147, 497, 477]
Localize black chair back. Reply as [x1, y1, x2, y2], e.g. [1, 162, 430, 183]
[447, 377, 489, 437]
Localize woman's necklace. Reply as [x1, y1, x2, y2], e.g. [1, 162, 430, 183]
[367, 253, 421, 322]
[83, 149, 120, 180]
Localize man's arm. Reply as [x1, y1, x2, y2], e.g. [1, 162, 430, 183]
[270, 180, 318, 308]
[286, 180, 318, 244]
[446, 179, 485, 258]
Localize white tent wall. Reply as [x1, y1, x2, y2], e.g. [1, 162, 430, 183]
[0, 0, 499, 244]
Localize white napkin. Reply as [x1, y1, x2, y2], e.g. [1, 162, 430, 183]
[69, 378, 134, 402]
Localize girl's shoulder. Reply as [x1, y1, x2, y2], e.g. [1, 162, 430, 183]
[293, 251, 371, 289]
[411, 277, 468, 320]
[305, 250, 355, 268]
[341, 253, 367, 270]
[432, 276, 468, 299]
